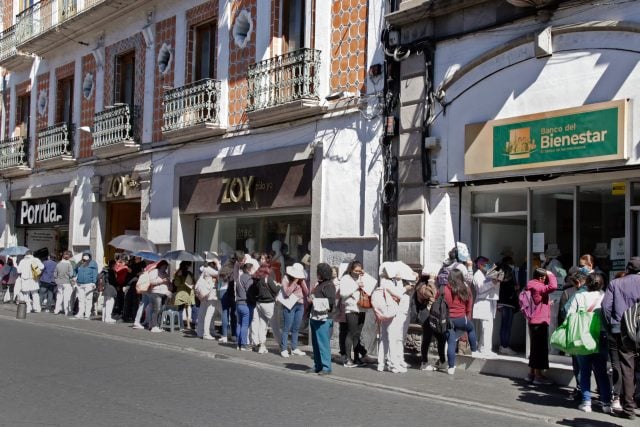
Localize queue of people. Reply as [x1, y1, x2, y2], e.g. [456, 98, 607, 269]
[1, 245, 638, 420]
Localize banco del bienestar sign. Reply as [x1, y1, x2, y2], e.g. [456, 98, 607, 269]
[464, 99, 628, 175]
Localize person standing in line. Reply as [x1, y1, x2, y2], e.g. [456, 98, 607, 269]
[524, 268, 557, 385]
[38, 255, 57, 313]
[74, 253, 99, 319]
[123, 256, 146, 322]
[416, 275, 445, 371]
[559, 267, 587, 401]
[339, 260, 371, 367]
[279, 263, 309, 358]
[236, 257, 258, 350]
[309, 263, 336, 375]
[174, 261, 196, 331]
[250, 262, 279, 354]
[195, 257, 218, 339]
[444, 268, 478, 375]
[112, 254, 130, 317]
[148, 260, 172, 333]
[496, 256, 520, 356]
[602, 257, 640, 420]
[1, 257, 19, 303]
[100, 260, 118, 324]
[566, 272, 612, 414]
[54, 251, 74, 315]
[17, 250, 45, 313]
[472, 256, 500, 357]
[217, 256, 236, 343]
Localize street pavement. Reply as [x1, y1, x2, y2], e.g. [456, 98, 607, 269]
[0, 304, 635, 427]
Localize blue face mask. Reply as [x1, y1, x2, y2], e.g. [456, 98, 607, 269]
[579, 266, 590, 274]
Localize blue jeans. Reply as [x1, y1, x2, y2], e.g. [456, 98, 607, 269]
[577, 332, 612, 404]
[447, 316, 478, 368]
[219, 287, 236, 338]
[281, 302, 304, 351]
[499, 306, 514, 348]
[310, 318, 333, 373]
[236, 303, 254, 346]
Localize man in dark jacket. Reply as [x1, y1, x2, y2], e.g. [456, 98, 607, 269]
[602, 257, 640, 420]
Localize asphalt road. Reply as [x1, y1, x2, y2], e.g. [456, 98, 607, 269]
[0, 316, 552, 427]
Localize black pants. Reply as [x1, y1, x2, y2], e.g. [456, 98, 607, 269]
[528, 323, 549, 370]
[421, 321, 446, 363]
[616, 333, 639, 416]
[345, 312, 367, 362]
[338, 322, 348, 356]
[608, 332, 622, 398]
[113, 286, 125, 315]
[122, 285, 139, 322]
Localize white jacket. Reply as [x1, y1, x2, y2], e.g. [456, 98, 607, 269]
[339, 274, 361, 313]
[472, 270, 499, 320]
[17, 255, 44, 292]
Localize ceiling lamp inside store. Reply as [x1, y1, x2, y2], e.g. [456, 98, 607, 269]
[506, 0, 554, 7]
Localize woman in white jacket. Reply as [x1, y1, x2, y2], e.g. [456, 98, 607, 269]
[195, 258, 219, 339]
[472, 256, 500, 357]
[339, 260, 370, 367]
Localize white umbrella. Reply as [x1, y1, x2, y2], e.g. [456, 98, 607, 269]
[161, 250, 204, 262]
[108, 235, 157, 253]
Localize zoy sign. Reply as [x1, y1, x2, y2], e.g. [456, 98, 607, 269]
[464, 100, 628, 174]
[221, 176, 254, 203]
[18, 198, 66, 226]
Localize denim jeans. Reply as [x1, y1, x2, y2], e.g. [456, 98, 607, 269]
[219, 287, 236, 338]
[447, 316, 478, 368]
[310, 318, 333, 373]
[577, 332, 612, 404]
[498, 306, 514, 348]
[281, 302, 304, 351]
[148, 293, 164, 329]
[38, 282, 56, 310]
[236, 303, 254, 346]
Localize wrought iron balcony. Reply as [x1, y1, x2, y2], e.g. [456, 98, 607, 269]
[0, 136, 31, 177]
[0, 25, 32, 69]
[246, 48, 325, 127]
[91, 104, 139, 159]
[15, 0, 152, 56]
[36, 122, 75, 168]
[162, 78, 225, 142]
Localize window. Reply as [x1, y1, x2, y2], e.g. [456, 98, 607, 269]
[59, 0, 77, 19]
[56, 76, 73, 124]
[193, 22, 216, 81]
[115, 51, 135, 108]
[17, 93, 30, 138]
[282, 0, 305, 52]
[19, 0, 35, 11]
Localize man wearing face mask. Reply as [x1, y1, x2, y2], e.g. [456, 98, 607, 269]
[497, 256, 520, 356]
[74, 252, 99, 319]
[472, 256, 500, 357]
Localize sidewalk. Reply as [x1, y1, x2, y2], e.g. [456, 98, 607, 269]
[1, 302, 635, 426]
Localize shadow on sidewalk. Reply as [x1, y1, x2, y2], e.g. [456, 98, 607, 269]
[557, 417, 626, 427]
[284, 363, 309, 372]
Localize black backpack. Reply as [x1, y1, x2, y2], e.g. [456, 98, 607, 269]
[428, 287, 450, 334]
[621, 299, 640, 351]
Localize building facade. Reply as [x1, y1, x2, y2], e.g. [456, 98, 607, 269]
[385, 0, 640, 351]
[0, 0, 386, 276]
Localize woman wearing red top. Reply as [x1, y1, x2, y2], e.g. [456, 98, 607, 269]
[525, 268, 557, 385]
[444, 269, 478, 375]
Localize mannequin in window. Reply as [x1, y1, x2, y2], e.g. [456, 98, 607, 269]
[245, 238, 256, 257]
[271, 240, 285, 283]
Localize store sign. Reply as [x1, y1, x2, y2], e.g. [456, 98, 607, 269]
[17, 197, 68, 226]
[464, 100, 628, 174]
[102, 173, 141, 201]
[179, 160, 312, 214]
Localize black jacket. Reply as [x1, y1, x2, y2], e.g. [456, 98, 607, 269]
[253, 277, 279, 303]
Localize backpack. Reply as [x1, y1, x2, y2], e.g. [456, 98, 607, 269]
[31, 262, 42, 280]
[135, 271, 151, 294]
[370, 288, 399, 321]
[427, 288, 450, 334]
[621, 300, 640, 351]
[519, 288, 536, 322]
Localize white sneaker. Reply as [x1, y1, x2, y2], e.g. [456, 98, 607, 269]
[150, 327, 163, 333]
[258, 344, 268, 354]
[377, 364, 385, 372]
[447, 367, 456, 375]
[420, 363, 436, 371]
[291, 348, 306, 356]
[498, 346, 517, 356]
[398, 360, 408, 368]
[611, 397, 622, 411]
[202, 335, 215, 340]
[601, 404, 612, 414]
[390, 365, 408, 374]
[218, 336, 228, 343]
[471, 351, 483, 358]
[132, 323, 144, 329]
[280, 350, 290, 358]
[578, 401, 592, 412]
[104, 319, 116, 324]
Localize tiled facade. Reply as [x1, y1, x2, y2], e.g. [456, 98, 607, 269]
[79, 54, 96, 158]
[228, 0, 256, 126]
[330, 0, 368, 93]
[35, 72, 49, 131]
[153, 16, 176, 143]
[185, 1, 218, 84]
[55, 61, 75, 124]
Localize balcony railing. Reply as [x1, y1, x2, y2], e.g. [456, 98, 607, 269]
[92, 104, 135, 149]
[0, 25, 17, 62]
[37, 122, 74, 161]
[247, 48, 321, 112]
[0, 136, 29, 169]
[162, 78, 222, 132]
[15, 0, 104, 45]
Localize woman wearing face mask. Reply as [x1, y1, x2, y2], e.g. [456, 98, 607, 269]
[338, 260, 370, 367]
[148, 260, 172, 333]
[472, 256, 500, 357]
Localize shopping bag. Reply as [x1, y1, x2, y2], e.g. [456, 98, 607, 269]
[551, 307, 600, 355]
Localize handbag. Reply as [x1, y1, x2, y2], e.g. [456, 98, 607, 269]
[357, 288, 372, 309]
[550, 296, 601, 355]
